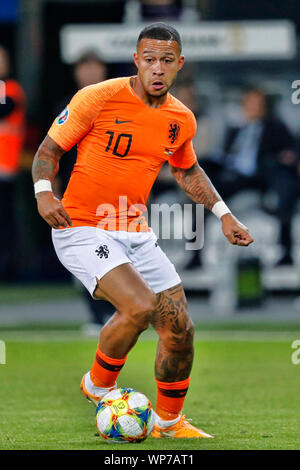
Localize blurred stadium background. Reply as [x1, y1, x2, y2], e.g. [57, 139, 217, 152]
[1, 0, 300, 331]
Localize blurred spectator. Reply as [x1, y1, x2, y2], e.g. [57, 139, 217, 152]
[0, 46, 26, 280]
[52, 51, 115, 335]
[175, 83, 212, 159]
[189, 87, 299, 268]
[141, 0, 182, 20]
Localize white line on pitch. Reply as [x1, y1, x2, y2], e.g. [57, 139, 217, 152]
[1, 329, 299, 343]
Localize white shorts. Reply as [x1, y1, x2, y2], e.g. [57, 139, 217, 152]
[52, 226, 181, 298]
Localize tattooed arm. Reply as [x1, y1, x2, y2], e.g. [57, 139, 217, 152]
[32, 135, 72, 229]
[171, 161, 254, 246]
[170, 161, 221, 210]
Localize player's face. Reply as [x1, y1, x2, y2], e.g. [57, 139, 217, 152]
[133, 38, 184, 98]
[242, 92, 266, 121]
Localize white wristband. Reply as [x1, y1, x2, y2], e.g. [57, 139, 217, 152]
[212, 201, 231, 220]
[34, 179, 52, 195]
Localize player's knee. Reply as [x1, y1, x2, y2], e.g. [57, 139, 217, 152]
[122, 293, 157, 332]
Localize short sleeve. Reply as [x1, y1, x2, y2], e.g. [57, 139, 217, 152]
[168, 110, 197, 169]
[48, 86, 101, 151]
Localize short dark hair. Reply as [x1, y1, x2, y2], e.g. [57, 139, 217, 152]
[137, 23, 182, 53]
[243, 86, 266, 98]
[242, 86, 272, 113]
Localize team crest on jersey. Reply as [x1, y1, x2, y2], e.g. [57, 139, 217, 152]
[56, 106, 69, 125]
[168, 120, 180, 144]
[95, 244, 109, 259]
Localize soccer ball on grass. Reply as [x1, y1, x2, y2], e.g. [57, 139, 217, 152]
[95, 387, 155, 443]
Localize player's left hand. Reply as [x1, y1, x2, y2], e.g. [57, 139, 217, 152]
[221, 213, 254, 246]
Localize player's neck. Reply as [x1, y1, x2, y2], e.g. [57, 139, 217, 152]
[131, 76, 168, 109]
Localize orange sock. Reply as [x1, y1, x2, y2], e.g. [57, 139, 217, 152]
[90, 345, 127, 388]
[155, 377, 190, 420]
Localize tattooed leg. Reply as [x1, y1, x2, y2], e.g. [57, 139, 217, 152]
[152, 284, 194, 382]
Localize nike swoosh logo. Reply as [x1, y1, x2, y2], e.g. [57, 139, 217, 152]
[161, 430, 176, 437]
[115, 118, 132, 124]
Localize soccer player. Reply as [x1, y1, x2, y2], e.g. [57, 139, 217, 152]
[32, 23, 253, 438]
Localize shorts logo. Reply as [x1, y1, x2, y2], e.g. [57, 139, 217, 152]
[56, 106, 69, 125]
[168, 120, 180, 144]
[95, 244, 109, 259]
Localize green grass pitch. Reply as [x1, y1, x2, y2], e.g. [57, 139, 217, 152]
[1, 332, 300, 450]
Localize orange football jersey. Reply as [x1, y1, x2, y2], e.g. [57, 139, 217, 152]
[48, 76, 197, 231]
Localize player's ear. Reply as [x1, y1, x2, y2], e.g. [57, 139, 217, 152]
[133, 52, 139, 68]
[177, 55, 185, 71]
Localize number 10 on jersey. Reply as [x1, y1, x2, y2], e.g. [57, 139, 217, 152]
[105, 131, 132, 157]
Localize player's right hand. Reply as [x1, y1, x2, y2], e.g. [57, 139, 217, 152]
[36, 192, 72, 229]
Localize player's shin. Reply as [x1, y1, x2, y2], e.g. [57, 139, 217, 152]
[154, 338, 194, 422]
[90, 309, 150, 387]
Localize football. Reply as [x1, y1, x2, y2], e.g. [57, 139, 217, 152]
[95, 387, 155, 443]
